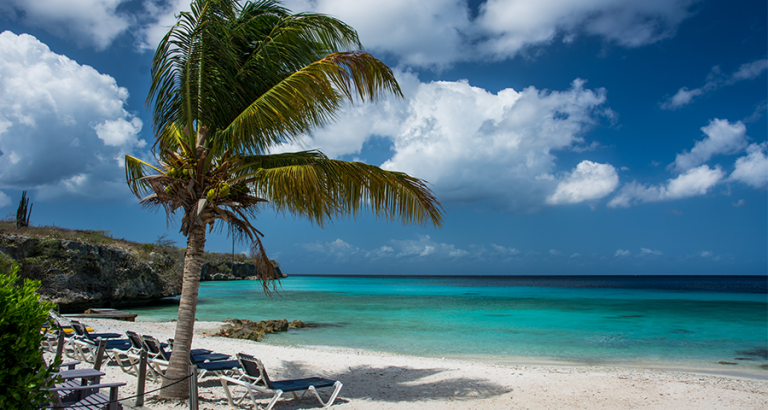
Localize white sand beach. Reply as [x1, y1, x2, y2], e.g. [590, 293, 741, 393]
[52, 318, 768, 410]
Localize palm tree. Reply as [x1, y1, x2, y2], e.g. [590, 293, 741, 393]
[124, 0, 443, 399]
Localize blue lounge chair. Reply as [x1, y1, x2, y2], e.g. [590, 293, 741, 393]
[140, 334, 230, 362]
[70, 321, 126, 342]
[140, 334, 240, 381]
[219, 353, 342, 410]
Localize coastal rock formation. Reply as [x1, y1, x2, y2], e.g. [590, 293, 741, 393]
[201, 261, 286, 281]
[215, 318, 307, 341]
[0, 234, 180, 312]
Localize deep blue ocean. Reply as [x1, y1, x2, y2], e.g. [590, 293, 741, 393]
[132, 275, 768, 376]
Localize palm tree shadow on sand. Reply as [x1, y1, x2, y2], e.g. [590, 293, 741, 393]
[194, 360, 510, 407]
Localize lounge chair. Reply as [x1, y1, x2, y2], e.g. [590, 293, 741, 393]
[140, 335, 240, 381]
[219, 353, 342, 410]
[141, 334, 230, 363]
[70, 320, 125, 341]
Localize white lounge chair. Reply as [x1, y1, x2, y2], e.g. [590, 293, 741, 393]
[219, 353, 342, 410]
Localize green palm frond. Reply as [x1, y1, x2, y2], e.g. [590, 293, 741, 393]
[220, 51, 401, 154]
[235, 154, 442, 228]
[156, 122, 194, 156]
[125, 155, 164, 198]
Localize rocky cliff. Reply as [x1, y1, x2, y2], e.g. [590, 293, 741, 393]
[0, 233, 181, 313]
[201, 261, 285, 281]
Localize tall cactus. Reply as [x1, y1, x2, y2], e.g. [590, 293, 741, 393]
[16, 191, 32, 228]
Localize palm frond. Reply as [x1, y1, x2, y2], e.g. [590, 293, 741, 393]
[125, 155, 164, 198]
[237, 155, 443, 228]
[220, 51, 401, 154]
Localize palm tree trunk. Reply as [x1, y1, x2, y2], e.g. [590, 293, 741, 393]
[160, 221, 207, 399]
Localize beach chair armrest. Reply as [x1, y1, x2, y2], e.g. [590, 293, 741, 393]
[219, 375, 273, 394]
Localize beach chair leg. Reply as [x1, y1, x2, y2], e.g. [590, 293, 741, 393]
[263, 390, 283, 410]
[196, 368, 207, 381]
[112, 351, 138, 375]
[309, 381, 343, 408]
[219, 378, 254, 408]
[220, 378, 236, 407]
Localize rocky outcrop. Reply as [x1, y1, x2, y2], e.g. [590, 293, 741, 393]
[0, 234, 181, 313]
[214, 318, 307, 341]
[201, 261, 286, 281]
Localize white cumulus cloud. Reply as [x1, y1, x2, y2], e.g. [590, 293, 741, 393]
[615, 249, 630, 256]
[0, 0, 132, 50]
[379, 77, 614, 213]
[302, 238, 360, 261]
[671, 119, 748, 172]
[640, 248, 663, 256]
[546, 160, 619, 205]
[608, 165, 724, 208]
[0, 32, 144, 201]
[477, 0, 697, 61]
[389, 234, 468, 259]
[275, 73, 615, 213]
[138, 0, 700, 68]
[729, 142, 768, 189]
[491, 244, 521, 255]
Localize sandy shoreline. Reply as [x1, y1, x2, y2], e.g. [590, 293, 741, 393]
[52, 318, 768, 409]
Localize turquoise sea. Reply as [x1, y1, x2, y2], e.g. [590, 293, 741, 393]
[132, 275, 768, 377]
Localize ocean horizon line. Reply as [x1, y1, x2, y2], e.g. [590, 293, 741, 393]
[289, 273, 768, 278]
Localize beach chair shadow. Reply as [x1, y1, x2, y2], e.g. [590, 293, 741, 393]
[277, 362, 510, 404]
[219, 353, 343, 410]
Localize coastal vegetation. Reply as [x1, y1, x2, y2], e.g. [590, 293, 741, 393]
[124, 0, 443, 399]
[0, 258, 57, 409]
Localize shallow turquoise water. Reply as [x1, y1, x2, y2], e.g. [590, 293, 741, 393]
[131, 276, 768, 374]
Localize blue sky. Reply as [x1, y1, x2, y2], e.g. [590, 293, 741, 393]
[0, 0, 766, 275]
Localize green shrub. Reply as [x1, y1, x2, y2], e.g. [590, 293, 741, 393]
[0, 255, 58, 409]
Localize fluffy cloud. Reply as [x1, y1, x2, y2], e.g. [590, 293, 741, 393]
[283, 0, 471, 68]
[671, 119, 748, 172]
[609, 117, 766, 207]
[134, 0, 700, 67]
[379, 77, 614, 212]
[0, 0, 131, 50]
[302, 238, 360, 260]
[0, 32, 144, 201]
[136, 0, 190, 51]
[477, 0, 696, 60]
[491, 244, 521, 255]
[389, 235, 469, 258]
[608, 165, 724, 207]
[729, 142, 768, 189]
[615, 249, 630, 256]
[640, 247, 663, 256]
[546, 160, 619, 205]
[661, 59, 768, 109]
[275, 73, 614, 213]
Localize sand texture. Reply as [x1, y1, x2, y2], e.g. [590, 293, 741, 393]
[50, 318, 768, 410]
